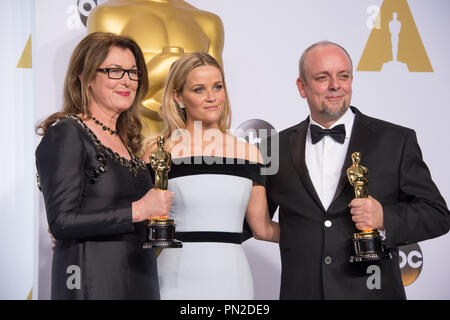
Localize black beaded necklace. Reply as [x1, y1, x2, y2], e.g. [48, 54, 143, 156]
[92, 117, 118, 135]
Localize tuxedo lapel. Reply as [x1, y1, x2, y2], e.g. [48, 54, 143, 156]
[331, 107, 373, 204]
[289, 118, 326, 212]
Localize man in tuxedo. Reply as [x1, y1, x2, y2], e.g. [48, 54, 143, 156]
[265, 41, 450, 299]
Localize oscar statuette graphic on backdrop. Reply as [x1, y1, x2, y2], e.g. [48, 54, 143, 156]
[86, 0, 225, 138]
[358, 0, 433, 72]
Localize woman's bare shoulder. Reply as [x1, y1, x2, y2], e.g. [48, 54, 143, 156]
[231, 137, 263, 164]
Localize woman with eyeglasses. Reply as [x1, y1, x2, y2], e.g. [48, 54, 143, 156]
[35, 32, 173, 299]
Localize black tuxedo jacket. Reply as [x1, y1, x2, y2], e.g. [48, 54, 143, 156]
[265, 107, 450, 299]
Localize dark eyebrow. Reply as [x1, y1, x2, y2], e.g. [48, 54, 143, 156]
[106, 64, 138, 69]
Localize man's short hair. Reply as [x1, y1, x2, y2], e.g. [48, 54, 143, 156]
[298, 41, 353, 82]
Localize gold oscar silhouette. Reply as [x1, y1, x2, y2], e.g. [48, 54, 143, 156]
[357, 0, 433, 72]
[87, 0, 225, 138]
[347, 152, 391, 263]
[143, 136, 182, 249]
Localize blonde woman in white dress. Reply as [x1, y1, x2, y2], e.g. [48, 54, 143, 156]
[144, 52, 279, 300]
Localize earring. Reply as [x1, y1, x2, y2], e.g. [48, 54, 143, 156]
[178, 102, 185, 109]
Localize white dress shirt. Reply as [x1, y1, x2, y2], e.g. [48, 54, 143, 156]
[305, 108, 355, 211]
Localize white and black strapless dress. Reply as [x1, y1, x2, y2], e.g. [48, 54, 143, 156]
[155, 156, 265, 300]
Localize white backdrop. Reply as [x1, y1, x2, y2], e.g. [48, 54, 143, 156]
[12, 0, 449, 299]
[0, 0, 34, 300]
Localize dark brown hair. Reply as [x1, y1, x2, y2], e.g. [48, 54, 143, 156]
[35, 32, 149, 154]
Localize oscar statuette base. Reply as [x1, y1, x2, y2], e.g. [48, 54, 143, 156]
[143, 218, 183, 249]
[349, 230, 392, 263]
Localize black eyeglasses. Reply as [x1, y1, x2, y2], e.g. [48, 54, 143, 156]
[96, 68, 142, 81]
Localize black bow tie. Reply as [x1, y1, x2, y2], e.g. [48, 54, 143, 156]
[310, 124, 346, 144]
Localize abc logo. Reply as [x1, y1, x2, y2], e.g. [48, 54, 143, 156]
[77, 0, 98, 26]
[399, 243, 423, 286]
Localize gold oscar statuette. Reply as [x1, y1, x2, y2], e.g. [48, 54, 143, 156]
[143, 136, 182, 249]
[347, 152, 391, 263]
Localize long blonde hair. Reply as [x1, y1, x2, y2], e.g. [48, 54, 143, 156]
[159, 52, 232, 141]
[35, 32, 149, 154]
